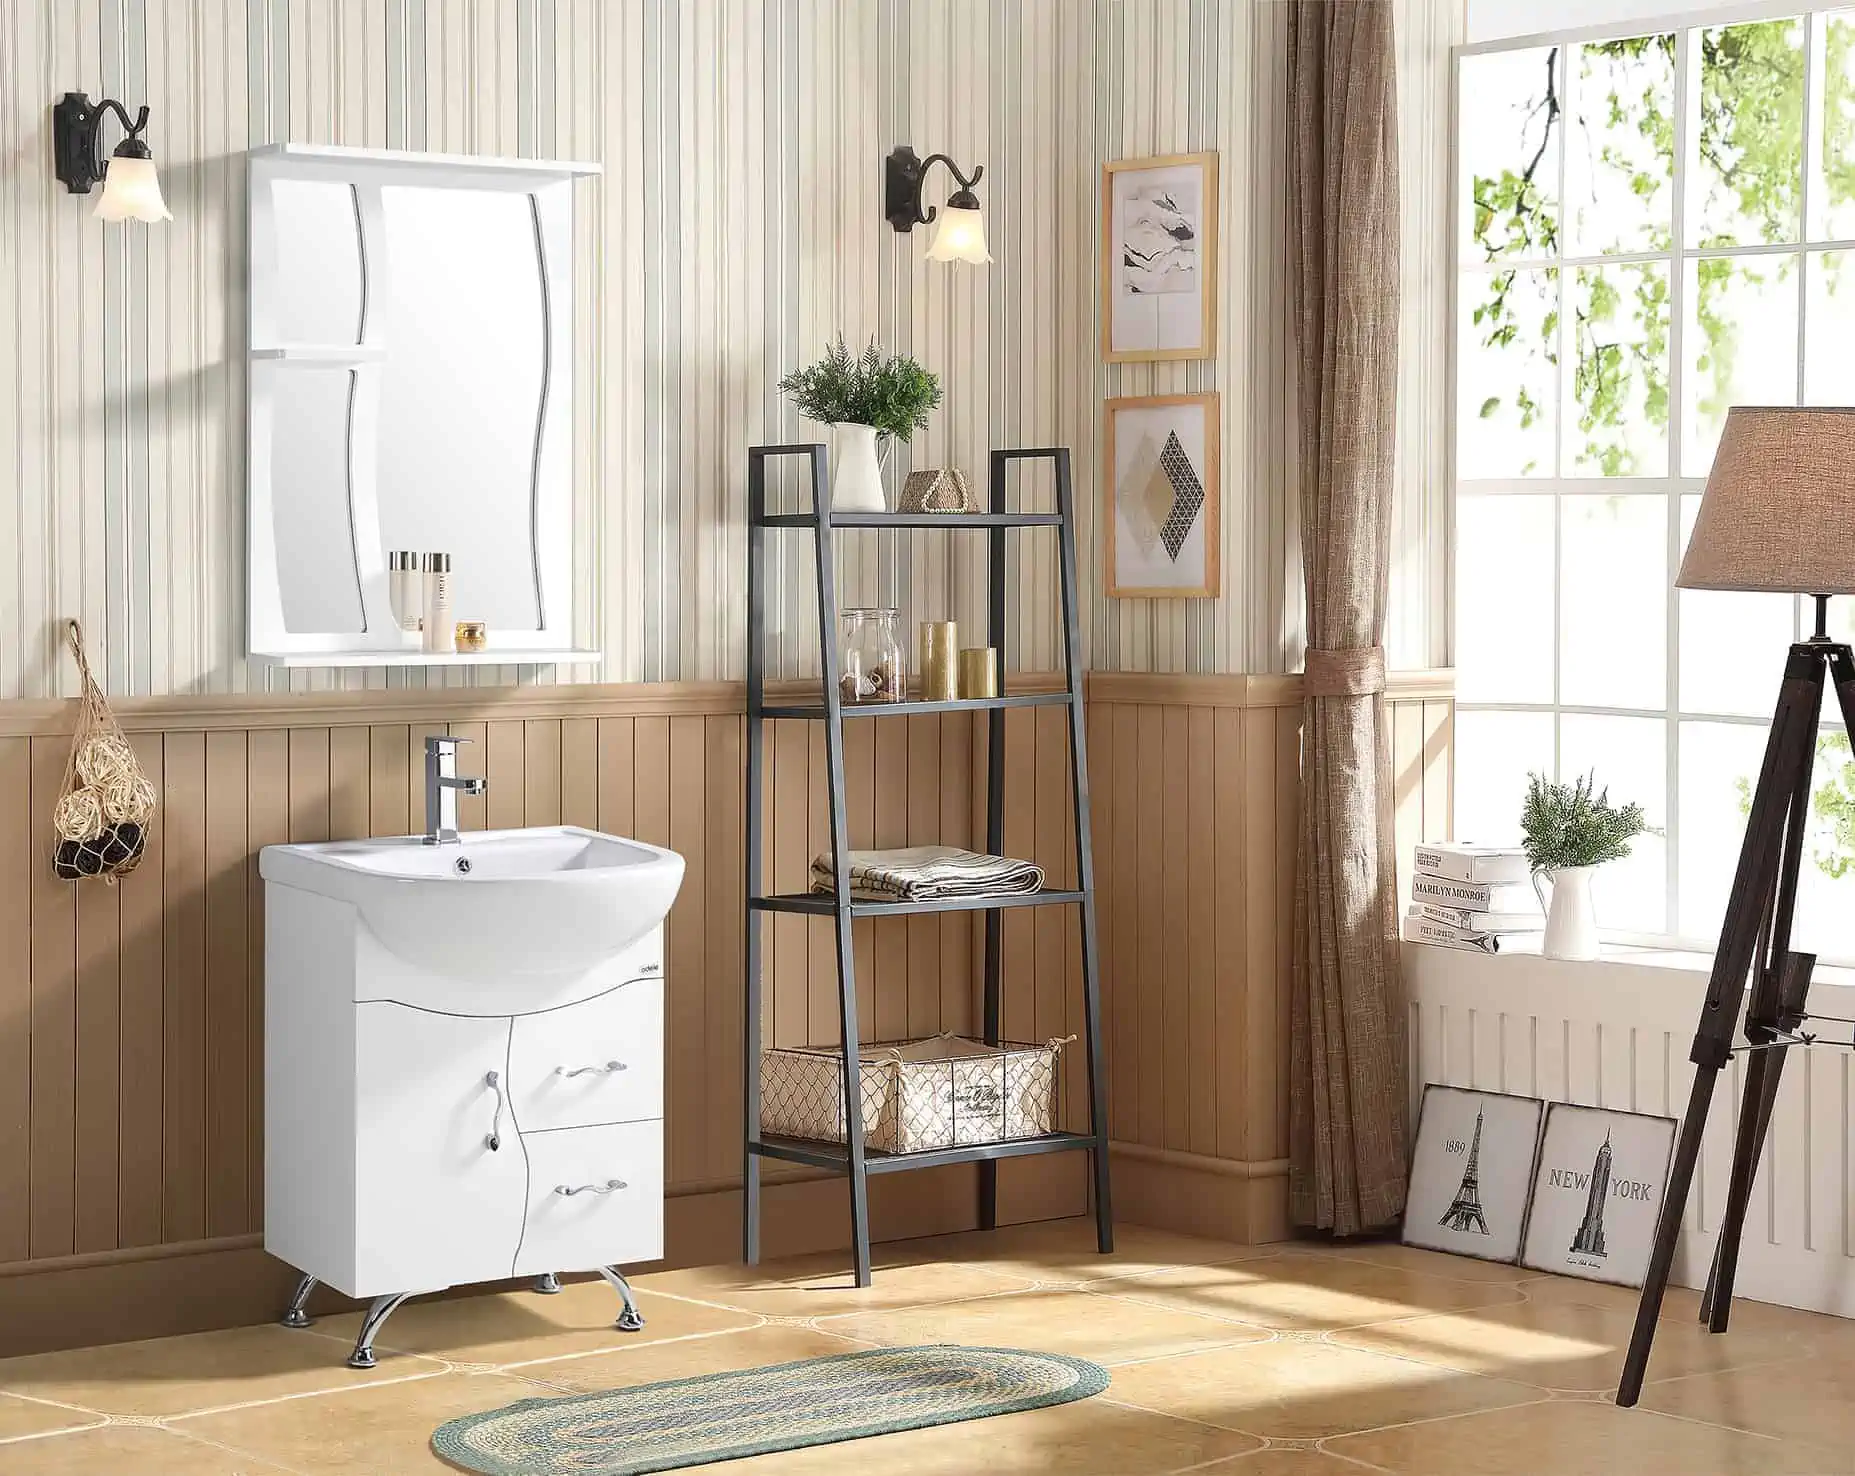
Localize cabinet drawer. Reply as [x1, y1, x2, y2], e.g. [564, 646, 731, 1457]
[513, 1120, 663, 1275]
[507, 979, 663, 1132]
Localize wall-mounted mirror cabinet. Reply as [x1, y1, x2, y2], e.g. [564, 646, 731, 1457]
[247, 143, 601, 666]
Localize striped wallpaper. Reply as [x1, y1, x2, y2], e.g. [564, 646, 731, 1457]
[0, 0, 1459, 701]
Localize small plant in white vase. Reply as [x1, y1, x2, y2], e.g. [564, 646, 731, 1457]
[1520, 772, 1653, 961]
[778, 335, 942, 512]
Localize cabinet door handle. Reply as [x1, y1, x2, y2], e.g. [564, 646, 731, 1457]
[554, 1060, 627, 1078]
[554, 1178, 627, 1197]
[484, 1070, 505, 1151]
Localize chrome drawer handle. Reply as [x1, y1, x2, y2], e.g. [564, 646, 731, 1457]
[554, 1178, 627, 1197]
[555, 1060, 627, 1078]
[484, 1070, 505, 1151]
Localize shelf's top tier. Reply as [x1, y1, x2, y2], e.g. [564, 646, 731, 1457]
[747, 442, 1070, 529]
[756, 511, 1061, 529]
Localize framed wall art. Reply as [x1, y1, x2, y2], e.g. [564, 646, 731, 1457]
[1520, 1102, 1677, 1288]
[1101, 152, 1218, 362]
[1104, 392, 1220, 599]
[1401, 1084, 1546, 1264]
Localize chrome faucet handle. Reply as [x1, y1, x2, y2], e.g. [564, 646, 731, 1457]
[426, 734, 472, 755]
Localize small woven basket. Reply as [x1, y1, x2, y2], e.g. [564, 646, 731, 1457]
[897, 468, 977, 514]
[52, 621, 156, 882]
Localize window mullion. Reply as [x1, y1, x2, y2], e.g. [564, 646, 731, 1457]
[1553, 41, 1569, 789]
[1665, 26, 1691, 939]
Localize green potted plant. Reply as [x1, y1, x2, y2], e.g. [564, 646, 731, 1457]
[1520, 772, 1653, 961]
[778, 335, 942, 511]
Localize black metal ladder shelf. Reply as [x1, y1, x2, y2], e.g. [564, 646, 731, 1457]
[742, 442, 1113, 1286]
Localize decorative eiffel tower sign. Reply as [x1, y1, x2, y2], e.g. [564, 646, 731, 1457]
[1438, 1107, 1490, 1235]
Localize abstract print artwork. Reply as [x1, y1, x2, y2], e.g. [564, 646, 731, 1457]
[1402, 1085, 1545, 1264]
[1102, 153, 1218, 361]
[1122, 182, 1199, 295]
[1105, 393, 1220, 598]
[1521, 1102, 1676, 1288]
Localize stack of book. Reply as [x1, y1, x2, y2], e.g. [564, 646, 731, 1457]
[1404, 843, 1543, 953]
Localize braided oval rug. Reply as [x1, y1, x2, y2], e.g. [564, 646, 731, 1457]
[431, 1344, 1109, 1475]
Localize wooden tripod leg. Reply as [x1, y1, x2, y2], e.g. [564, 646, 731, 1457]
[1703, 689, 1823, 1335]
[1618, 1063, 1718, 1407]
[1704, 951, 1816, 1332]
[1701, 1045, 1782, 1333]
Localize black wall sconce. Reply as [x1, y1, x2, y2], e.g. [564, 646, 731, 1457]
[52, 91, 171, 222]
[884, 145, 991, 264]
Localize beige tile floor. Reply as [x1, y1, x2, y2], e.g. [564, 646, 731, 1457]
[3, 1218, 1855, 1474]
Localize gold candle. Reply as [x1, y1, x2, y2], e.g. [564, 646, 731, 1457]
[957, 646, 998, 699]
[919, 621, 959, 702]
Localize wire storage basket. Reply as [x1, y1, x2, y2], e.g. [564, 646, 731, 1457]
[759, 1033, 1070, 1155]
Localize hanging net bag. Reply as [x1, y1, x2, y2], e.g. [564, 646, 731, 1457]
[52, 620, 156, 881]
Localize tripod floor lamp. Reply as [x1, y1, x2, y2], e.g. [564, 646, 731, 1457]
[1618, 405, 1855, 1407]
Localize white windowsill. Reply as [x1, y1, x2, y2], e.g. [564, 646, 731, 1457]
[1406, 938, 1855, 994]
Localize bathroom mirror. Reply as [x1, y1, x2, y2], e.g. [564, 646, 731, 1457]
[247, 144, 600, 665]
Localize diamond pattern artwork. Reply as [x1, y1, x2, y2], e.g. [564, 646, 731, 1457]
[1107, 392, 1218, 599]
[1156, 430, 1204, 561]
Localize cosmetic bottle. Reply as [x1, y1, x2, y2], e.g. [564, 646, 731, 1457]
[422, 553, 455, 653]
[389, 552, 422, 635]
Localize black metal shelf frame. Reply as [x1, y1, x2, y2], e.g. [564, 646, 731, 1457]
[743, 441, 1114, 1286]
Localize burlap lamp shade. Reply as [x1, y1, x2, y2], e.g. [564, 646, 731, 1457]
[1679, 406, 1855, 595]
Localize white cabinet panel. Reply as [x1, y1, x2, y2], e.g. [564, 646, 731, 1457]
[507, 980, 664, 1132]
[353, 1003, 528, 1295]
[513, 1120, 664, 1276]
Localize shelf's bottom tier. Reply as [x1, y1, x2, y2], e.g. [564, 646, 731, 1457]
[749, 1129, 1099, 1176]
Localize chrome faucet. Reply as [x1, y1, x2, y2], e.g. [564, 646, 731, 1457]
[424, 735, 487, 845]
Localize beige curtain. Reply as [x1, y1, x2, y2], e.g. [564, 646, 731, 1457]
[1285, 0, 1407, 1235]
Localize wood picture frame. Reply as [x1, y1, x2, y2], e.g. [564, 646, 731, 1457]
[1104, 392, 1221, 599]
[1101, 152, 1218, 362]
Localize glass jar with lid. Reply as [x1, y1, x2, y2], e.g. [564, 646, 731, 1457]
[838, 608, 906, 704]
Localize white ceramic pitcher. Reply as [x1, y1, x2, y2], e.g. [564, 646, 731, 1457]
[831, 423, 888, 512]
[1534, 865, 1599, 961]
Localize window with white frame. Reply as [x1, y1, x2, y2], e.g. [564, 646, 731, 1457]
[1453, 12, 1855, 963]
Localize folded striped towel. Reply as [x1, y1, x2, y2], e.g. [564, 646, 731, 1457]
[808, 845, 1045, 902]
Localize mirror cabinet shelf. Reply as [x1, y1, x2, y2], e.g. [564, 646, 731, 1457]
[247, 143, 600, 668]
[250, 647, 603, 670]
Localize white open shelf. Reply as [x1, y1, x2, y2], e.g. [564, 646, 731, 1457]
[250, 648, 602, 669]
[251, 344, 387, 365]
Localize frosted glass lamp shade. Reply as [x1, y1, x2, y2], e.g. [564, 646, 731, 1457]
[925, 205, 991, 265]
[94, 155, 172, 223]
[1679, 406, 1855, 596]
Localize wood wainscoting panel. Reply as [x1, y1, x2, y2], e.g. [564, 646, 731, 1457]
[0, 737, 31, 1263]
[1086, 672, 1454, 1243]
[0, 671, 1451, 1353]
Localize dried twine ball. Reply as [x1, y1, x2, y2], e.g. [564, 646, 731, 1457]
[75, 734, 156, 824]
[102, 769, 156, 824]
[75, 733, 134, 787]
[54, 786, 106, 844]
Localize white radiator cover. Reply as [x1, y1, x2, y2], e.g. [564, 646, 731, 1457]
[1406, 944, 1855, 1318]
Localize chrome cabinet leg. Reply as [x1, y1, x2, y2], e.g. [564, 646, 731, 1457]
[348, 1292, 413, 1369]
[532, 1272, 562, 1295]
[280, 1274, 319, 1330]
[596, 1266, 645, 1332]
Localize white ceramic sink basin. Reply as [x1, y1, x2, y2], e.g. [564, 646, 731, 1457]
[260, 826, 684, 982]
